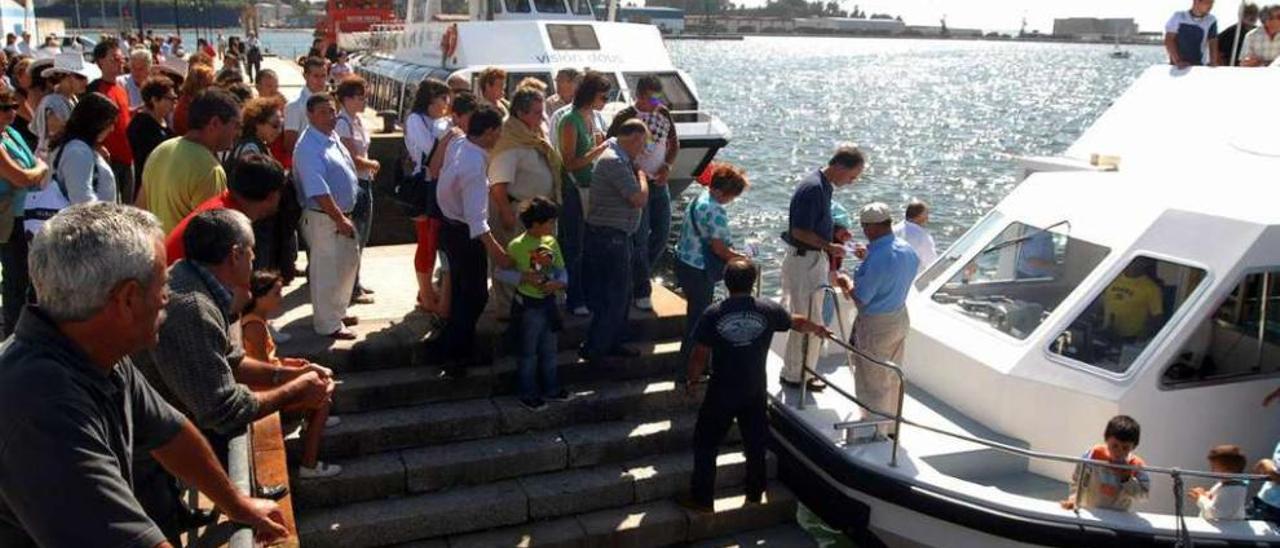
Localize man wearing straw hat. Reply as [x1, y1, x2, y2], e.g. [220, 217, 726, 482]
[849, 202, 918, 439]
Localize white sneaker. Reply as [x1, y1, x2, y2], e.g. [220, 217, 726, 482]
[572, 306, 590, 317]
[269, 322, 292, 344]
[298, 462, 343, 479]
[634, 297, 653, 311]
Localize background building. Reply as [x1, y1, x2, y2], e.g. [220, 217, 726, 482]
[0, 0, 37, 36]
[618, 6, 684, 33]
[1053, 17, 1138, 40]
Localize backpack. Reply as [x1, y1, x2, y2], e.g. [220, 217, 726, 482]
[24, 143, 93, 235]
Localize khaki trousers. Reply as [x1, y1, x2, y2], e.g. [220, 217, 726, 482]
[301, 210, 359, 335]
[780, 246, 829, 384]
[853, 307, 908, 436]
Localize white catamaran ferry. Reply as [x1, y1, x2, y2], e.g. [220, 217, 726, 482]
[351, 0, 730, 196]
[767, 66, 1280, 547]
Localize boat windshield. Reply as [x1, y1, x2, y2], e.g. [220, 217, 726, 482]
[533, 0, 567, 13]
[931, 221, 1110, 340]
[622, 72, 697, 113]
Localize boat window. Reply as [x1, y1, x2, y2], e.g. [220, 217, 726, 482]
[1051, 257, 1205, 373]
[533, 0, 567, 13]
[916, 211, 1006, 291]
[505, 0, 530, 12]
[1163, 269, 1280, 388]
[546, 24, 601, 50]
[931, 221, 1110, 340]
[572, 0, 592, 15]
[441, 0, 468, 15]
[622, 72, 697, 113]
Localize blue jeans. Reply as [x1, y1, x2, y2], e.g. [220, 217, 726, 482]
[351, 179, 373, 294]
[515, 296, 560, 400]
[631, 183, 671, 300]
[675, 260, 714, 362]
[559, 184, 586, 310]
[583, 225, 633, 358]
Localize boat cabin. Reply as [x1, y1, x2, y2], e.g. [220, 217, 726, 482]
[906, 66, 1280, 512]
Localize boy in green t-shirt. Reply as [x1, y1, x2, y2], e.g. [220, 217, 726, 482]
[496, 197, 571, 411]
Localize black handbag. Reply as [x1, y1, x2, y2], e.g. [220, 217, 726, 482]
[688, 196, 726, 282]
[392, 114, 445, 218]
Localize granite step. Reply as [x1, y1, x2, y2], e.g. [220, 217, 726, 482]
[294, 413, 698, 509]
[297, 472, 795, 548]
[301, 376, 695, 460]
[331, 339, 682, 414]
[279, 286, 688, 373]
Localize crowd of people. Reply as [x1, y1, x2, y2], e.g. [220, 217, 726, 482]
[7, 4, 1280, 543]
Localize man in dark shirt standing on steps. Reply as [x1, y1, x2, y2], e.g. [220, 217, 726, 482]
[679, 258, 828, 512]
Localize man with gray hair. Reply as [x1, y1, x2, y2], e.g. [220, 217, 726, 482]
[134, 208, 340, 538]
[544, 68, 581, 118]
[0, 202, 288, 547]
[123, 47, 153, 109]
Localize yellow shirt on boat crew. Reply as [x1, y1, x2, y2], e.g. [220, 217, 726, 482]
[1102, 274, 1163, 339]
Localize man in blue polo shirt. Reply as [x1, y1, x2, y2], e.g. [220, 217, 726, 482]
[779, 145, 865, 391]
[850, 202, 918, 438]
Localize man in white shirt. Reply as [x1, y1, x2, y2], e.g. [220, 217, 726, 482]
[284, 57, 328, 154]
[432, 105, 512, 379]
[17, 32, 30, 56]
[893, 198, 937, 275]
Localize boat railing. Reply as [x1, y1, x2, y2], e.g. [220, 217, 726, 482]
[790, 285, 1270, 535]
[797, 285, 905, 467]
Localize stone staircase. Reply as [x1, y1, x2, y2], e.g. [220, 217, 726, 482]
[280, 283, 811, 548]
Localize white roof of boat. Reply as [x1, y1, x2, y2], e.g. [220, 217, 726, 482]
[1055, 66, 1280, 227]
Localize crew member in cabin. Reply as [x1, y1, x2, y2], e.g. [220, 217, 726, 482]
[778, 145, 865, 392]
[1060, 415, 1151, 511]
[1100, 257, 1165, 345]
[848, 202, 918, 438]
[892, 198, 937, 275]
[1165, 0, 1220, 68]
[607, 75, 680, 313]
[680, 258, 828, 513]
[0, 203, 289, 547]
[581, 119, 650, 363]
[1242, 5, 1280, 66]
[477, 66, 510, 119]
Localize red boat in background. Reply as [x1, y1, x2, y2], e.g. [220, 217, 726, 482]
[315, 0, 401, 46]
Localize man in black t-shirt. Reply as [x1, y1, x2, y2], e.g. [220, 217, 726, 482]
[679, 258, 828, 512]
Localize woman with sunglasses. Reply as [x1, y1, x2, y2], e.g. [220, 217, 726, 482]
[126, 76, 176, 185]
[0, 87, 49, 336]
[31, 61, 88, 159]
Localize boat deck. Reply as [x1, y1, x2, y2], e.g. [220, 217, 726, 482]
[764, 335, 1068, 502]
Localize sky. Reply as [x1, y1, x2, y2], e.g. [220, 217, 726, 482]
[724, 0, 1251, 34]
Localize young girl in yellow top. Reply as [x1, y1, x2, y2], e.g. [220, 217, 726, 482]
[242, 270, 343, 479]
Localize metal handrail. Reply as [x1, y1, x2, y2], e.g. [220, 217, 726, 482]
[796, 285, 906, 467]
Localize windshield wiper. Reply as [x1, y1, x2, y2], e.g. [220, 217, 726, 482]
[974, 220, 1072, 257]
